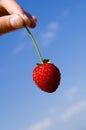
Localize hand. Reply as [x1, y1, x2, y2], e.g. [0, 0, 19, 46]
[0, 0, 37, 35]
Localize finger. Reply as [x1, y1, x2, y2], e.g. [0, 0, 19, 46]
[30, 16, 37, 28]
[0, 0, 37, 28]
[0, 0, 24, 14]
[0, 6, 9, 16]
[23, 12, 37, 28]
[0, 14, 26, 35]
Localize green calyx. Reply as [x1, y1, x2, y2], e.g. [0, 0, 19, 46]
[37, 59, 50, 65]
[42, 59, 50, 63]
[24, 25, 50, 64]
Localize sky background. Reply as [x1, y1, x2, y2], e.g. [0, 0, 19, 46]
[0, 0, 86, 130]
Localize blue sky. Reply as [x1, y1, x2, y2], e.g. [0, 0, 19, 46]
[0, 0, 86, 130]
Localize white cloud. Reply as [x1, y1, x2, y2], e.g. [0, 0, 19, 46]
[47, 22, 59, 30]
[41, 21, 59, 46]
[63, 86, 79, 100]
[12, 22, 59, 54]
[41, 31, 54, 39]
[26, 86, 86, 130]
[59, 100, 86, 121]
[12, 27, 32, 55]
[12, 29, 26, 55]
[12, 42, 25, 55]
[28, 118, 53, 130]
[61, 8, 70, 19]
[27, 100, 86, 130]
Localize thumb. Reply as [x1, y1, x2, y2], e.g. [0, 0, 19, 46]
[0, 14, 30, 35]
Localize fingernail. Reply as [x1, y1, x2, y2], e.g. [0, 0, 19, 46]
[10, 15, 23, 29]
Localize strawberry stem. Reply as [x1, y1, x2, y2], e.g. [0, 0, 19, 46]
[24, 25, 43, 64]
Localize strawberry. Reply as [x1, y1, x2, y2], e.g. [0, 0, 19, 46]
[24, 25, 61, 93]
[32, 63, 61, 93]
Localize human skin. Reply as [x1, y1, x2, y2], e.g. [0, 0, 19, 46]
[0, 0, 37, 35]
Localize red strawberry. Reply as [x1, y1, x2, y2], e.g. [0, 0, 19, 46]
[24, 26, 61, 93]
[32, 63, 61, 93]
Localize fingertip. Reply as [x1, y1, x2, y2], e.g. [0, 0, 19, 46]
[32, 16, 37, 23]
[16, 13, 37, 28]
[29, 16, 37, 28]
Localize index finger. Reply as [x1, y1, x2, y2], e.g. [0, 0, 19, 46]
[0, 0, 24, 14]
